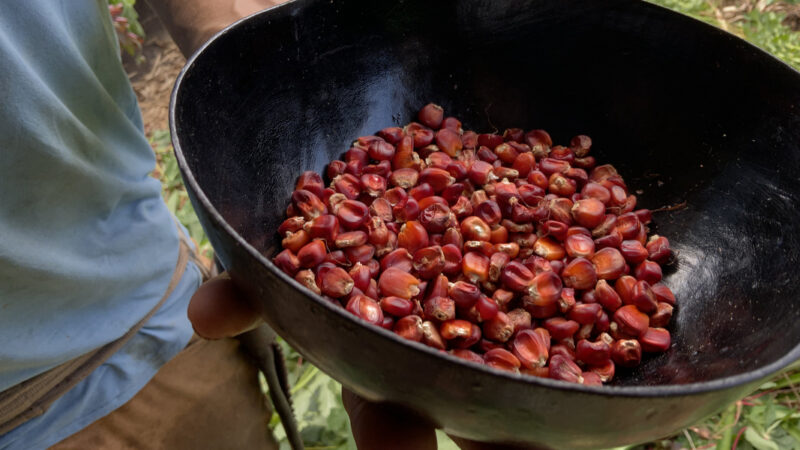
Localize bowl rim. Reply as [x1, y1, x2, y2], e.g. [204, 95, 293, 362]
[169, 0, 800, 399]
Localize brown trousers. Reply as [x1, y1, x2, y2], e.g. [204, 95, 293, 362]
[50, 337, 278, 450]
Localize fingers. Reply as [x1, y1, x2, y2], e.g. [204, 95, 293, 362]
[342, 388, 437, 450]
[187, 274, 262, 339]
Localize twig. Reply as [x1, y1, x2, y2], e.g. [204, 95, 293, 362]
[783, 372, 800, 406]
[731, 426, 748, 450]
[683, 429, 697, 450]
[652, 200, 688, 213]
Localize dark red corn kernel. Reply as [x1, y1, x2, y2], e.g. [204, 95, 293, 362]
[482, 311, 514, 342]
[558, 288, 576, 314]
[278, 216, 306, 236]
[543, 220, 569, 242]
[462, 251, 490, 283]
[500, 261, 534, 292]
[549, 145, 575, 163]
[611, 339, 642, 368]
[525, 129, 553, 154]
[297, 239, 327, 268]
[651, 283, 676, 305]
[650, 302, 674, 328]
[436, 129, 463, 157]
[569, 134, 592, 157]
[307, 214, 340, 244]
[441, 183, 465, 205]
[424, 296, 456, 322]
[571, 198, 606, 229]
[464, 240, 494, 257]
[568, 303, 602, 325]
[442, 227, 464, 249]
[292, 189, 328, 221]
[418, 103, 444, 129]
[517, 183, 545, 206]
[374, 231, 398, 259]
[640, 327, 671, 352]
[420, 320, 446, 350]
[485, 348, 521, 373]
[378, 267, 421, 299]
[595, 279, 623, 312]
[615, 275, 637, 304]
[323, 250, 349, 267]
[503, 128, 525, 142]
[449, 323, 482, 349]
[526, 271, 563, 306]
[613, 305, 650, 337]
[490, 225, 509, 245]
[346, 294, 383, 325]
[533, 236, 566, 261]
[397, 221, 429, 254]
[405, 122, 435, 149]
[294, 269, 321, 295]
[512, 328, 550, 369]
[635, 260, 663, 284]
[581, 372, 603, 386]
[615, 213, 640, 240]
[413, 245, 446, 280]
[504, 308, 531, 334]
[419, 168, 455, 193]
[295, 171, 325, 198]
[512, 153, 536, 178]
[474, 295, 499, 322]
[348, 263, 371, 292]
[548, 172, 577, 197]
[573, 156, 596, 169]
[631, 280, 658, 313]
[282, 229, 311, 254]
[477, 133, 504, 150]
[334, 230, 367, 248]
[646, 235, 672, 264]
[445, 280, 479, 309]
[619, 240, 649, 265]
[392, 197, 420, 223]
[460, 216, 492, 242]
[451, 349, 485, 365]
[594, 229, 623, 250]
[589, 360, 615, 383]
[318, 266, 355, 298]
[576, 339, 611, 366]
[380, 316, 395, 330]
[561, 258, 598, 290]
[544, 317, 580, 340]
[441, 117, 462, 133]
[487, 252, 510, 282]
[383, 187, 408, 208]
[344, 244, 375, 265]
[549, 354, 584, 384]
[441, 244, 463, 276]
[477, 146, 499, 164]
[550, 344, 576, 362]
[274, 249, 301, 276]
[591, 247, 626, 280]
[564, 234, 595, 260]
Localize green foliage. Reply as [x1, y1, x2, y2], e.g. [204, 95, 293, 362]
[108, 0, 145, 58]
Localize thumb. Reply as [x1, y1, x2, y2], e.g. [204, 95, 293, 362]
[187, 273, 262, 339]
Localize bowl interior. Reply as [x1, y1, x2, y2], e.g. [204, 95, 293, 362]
[172, 0, 800, 388]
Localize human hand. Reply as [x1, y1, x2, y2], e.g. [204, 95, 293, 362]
[187, 274, 262, 339]
[342, 388, 537, 450]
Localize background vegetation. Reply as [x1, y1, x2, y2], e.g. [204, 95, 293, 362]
[121, 0, 800, 448]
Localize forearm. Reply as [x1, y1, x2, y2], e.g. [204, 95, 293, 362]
[145, 0, 283, 57]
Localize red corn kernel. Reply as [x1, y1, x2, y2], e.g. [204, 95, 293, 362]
[564, 233, 595, 260]
[419, 168, 455, 193]
[333, 230, 367, 248]
[393, 315, 423, 341]
[485, 348, 521, 373]
[326, 160, 347, 180]
[424, 296, 456, 322]
[475, 295, 499, 322]
[589, 360, 615, 383]
[549, 354, 584, 384]
[378, 267, 421, 299]
[449, 323, 482, 349]
[489, 225, 508, 244]
[646, 235, 672, 264]
[613, 305, 650, 336]
[591, 214, 617, 239]
[446, 280, 479, 309]
[318, 266, 354, 298]
[278, 216, 306, 236]
[571, 198, 606, 229]
[594, 279, 622, 312]
[631, 280, 658, 313]
[549, 145, 575, 163]
[383, 187, 408, 208]
[503, 128, 525, 142]
[388, 168, 419, 190]
[346, 294, 383, 325]
[413, 245, 446, 280]
[380, 248, 413, 273]
[548, 172, 577, 197]
[392, 197, 420, 223]
[442, 117, 462, 133]
[408, 182, 435, 201]
[323, 250, 349, 267]
[561, 258, 598, 290]
[550, 344, 577, 362]
[464, 240, 494, 257]
[451, 349, 485, 365]
[569, 134, 592, 157]
[615, 275, 637, 304]
[333, 199, 367, 229]
[573, 156, 596, 169]
[462, 251, 490, 283]
[494, 143, 520, 165]
[500, 261, 535, 292]
[307, 214, 340, 244]
[539, 158, 570, 178]
[435, 129, 463, 157]
[650, 302, 674, 328]
[525, 129, 553, 154]
[526, 170, 547, 190]
[292, 189, 328, 220]
[526, 271, 563, 306]
[441, 183, 465, 205]
[635, 260, 663, 284]
[297, 239, 327, 268]
[477, 146, 499, 163]
[460, 216, 492, 242]
[492, 243, 519, 259]
[594, 228, 623, 249]
[518, 183, 545, 207]
[477, 133, 504, 150]
[418, 203, 453, 234]
[425, 274, 449, 300]
[576, 339, 611, 366]
[568, 303, 602, 325]
[651, 282, 676, 305]
[377, 126, 404, 144]
[441, 244, 463, 276]
[544, 317, 580, 340]
[482, 311, 514, 342]
[366, 277, 380, 298]
[591, 247, 626, 280]
[505, 308, 531, 335]
[295, 171, 325, 198]
[619, 240, 649, 265]
[611, 339, 642, 368]
[294, 269, 321, 295]
[421, 320, 446, 350]
[474, 201, 503, 227]
[392, 135, 416, 169]
[405, 122, 435, 148]
[348, 263, 371, 292]
[418, 103, 444, 129]
[581, 182, 611, 205]
[469, 160, 499, 186]
[641, 327, 671, 352]
[374, 231, 398, 258]
[581, 372, 603, 386]
[282, 229, 311, 254]
[615, 213, 640, 240]
[440, 319, 473, 339]
[512, 329, 550, 369]
[344, 244, 375, 265]
[546, 197, 574, 225]
[533, 236, 565, 261]
[450, 196, 473, 219]
[447, 162, 469, 181]
[397, 221, 429, 254]
[543, 220, 568, 242]
[488, 252, 511, 282]
[492, 289, 515, 311]
[512, 153, 536, 178]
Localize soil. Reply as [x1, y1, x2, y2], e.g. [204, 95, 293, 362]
[123, 1, 185, 136]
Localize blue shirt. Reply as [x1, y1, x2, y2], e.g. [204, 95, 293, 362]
[0, 1, 199, 448]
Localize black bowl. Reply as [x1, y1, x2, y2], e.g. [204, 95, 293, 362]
[170, 0, 800, 447]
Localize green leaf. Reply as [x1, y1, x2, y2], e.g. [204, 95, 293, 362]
[745, 427, 780, 450]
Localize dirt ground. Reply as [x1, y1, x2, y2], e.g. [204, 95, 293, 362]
[123, 2, 185, 136]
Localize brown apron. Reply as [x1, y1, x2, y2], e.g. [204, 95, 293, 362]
[0, 226, 209, 435]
